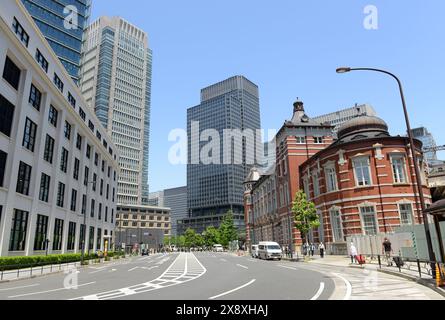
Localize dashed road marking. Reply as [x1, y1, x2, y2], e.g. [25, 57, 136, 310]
[209, 279, 256, 300]
[0, 284, 40, 292]
[236, 264, 248, 270]
[8, 282, 96, 299]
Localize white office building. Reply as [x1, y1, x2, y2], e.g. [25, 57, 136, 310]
[312, 104, 377, 134]
[0, 0, 119, 256]
[79, 17, 152, 206]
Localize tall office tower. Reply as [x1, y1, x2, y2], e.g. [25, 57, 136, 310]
[312, 104, 377, 135]
[164, 186, 187, 236]
[182, 76, 261, 234]
[411, 127, 439, 164]
[148, 190, 164, 207]
[79, 17, 152, 206]
[21, 0, 91, 83]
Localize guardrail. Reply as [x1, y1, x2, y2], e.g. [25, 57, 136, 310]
[356, 254, 445, 287]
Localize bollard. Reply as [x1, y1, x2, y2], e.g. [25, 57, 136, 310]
[436, 263, 441, 287]
[378, 255, 381, 269]
[417, 259, 421, 278]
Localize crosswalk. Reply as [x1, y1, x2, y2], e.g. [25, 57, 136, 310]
[73, 253, 206, 300]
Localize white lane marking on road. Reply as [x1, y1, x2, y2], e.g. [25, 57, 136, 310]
[220, 258, 227, 262]
[0, 283, 40, 291]
[236, 264, 248, 270]
[209, 279, 256, 300]
[128, 267, 139, 272]
[332, 273, 352, 300]
[8, 282, 96, 299]
[73, 253, 207, 300]
[277, 265, 298, 271]
[310, 282, 325, 300]
[110, 269, 117, 273]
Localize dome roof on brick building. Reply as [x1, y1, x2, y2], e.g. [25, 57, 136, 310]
[336, 116, 390, 143]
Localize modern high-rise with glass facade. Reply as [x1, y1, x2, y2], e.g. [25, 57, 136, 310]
[21, 0, 91, 83]
[411, 127, 439, 164]
[182, 76, 261, 234]
[79, 17, 152, 206]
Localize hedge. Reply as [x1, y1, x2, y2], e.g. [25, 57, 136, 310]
[0, 251, 124, 271]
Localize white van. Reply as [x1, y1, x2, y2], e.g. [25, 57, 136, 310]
[251, 245, 259, 258]
[213, 244, 224, 252]
[258, 242, 282, 260]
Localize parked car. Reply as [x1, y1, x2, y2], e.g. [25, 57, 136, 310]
[213, 244, 224, 252]
[251, 245, 259, 258]
[258, 242, 282, 260]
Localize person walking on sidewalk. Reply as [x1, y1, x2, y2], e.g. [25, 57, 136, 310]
[310, 243, 315, 257]
[350, 242, 358, 264]
[382, 238, 393, 266]
[319, 242, 325, 258]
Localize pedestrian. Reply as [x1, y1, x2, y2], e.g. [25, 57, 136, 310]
[303, 242, 309, 256]
[310, 243, 315, 257]
[319, 242, 325, 258]
[382, 238, 393, 266]
[350, 242, 358, 264]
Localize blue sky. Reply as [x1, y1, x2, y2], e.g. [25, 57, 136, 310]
[91, 0, 445, 192]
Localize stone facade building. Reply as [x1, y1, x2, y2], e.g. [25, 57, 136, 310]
[299, 116, 432, 254]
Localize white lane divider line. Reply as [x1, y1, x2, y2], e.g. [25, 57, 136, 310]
[8, 282, 96, 299]
[0, 283, 40, 292]
[236, 264, 248, 270]
[128, 267, 139, 272]
[277, 265, 298, 271]
[209, 279, 256, 300]
[72, 253, 206, 300]
[220, 259, 227, 262]
[310, 282, 325, 300]
[332, 273, 352, 300]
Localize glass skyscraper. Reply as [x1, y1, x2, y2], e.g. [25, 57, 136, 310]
[182, 76, 261, 234]
[411, 127, 439, 164]
[79, 17, 152, 206]
[21, 0, 91, 83]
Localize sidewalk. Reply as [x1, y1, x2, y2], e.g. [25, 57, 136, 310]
[0, 256, 130, 283]
[303, 255, 445, 298]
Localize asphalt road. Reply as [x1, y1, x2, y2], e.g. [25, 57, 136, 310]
[0, 252, 442, 300]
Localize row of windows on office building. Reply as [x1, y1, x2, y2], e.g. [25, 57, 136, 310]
[2, 61, 117, 205]
[7, 207, 111, 252]
[11, 17, 115, 158]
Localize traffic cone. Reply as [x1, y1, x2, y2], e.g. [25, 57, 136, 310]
[436, 263, 441, 288]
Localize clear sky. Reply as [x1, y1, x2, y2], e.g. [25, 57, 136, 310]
[91, 0, 445, 192]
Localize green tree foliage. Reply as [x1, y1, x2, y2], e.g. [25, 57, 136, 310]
[203, 226, 220, 247]
[184, 228, 197, 248]
[177, 235, 186, 248]
[292, 190, 320, 242]
[218, 211, 238, 247]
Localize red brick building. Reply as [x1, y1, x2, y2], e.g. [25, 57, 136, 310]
[243, 100, 335, 251]
[299, 116, 432, 254]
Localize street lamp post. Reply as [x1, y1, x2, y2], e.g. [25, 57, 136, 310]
[336, 67, 437, 270]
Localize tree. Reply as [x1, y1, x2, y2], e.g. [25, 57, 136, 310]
[184, 228, 197, 248]
[177, 235, 186, 248]
[218, 211, 238, 247]
[203, 226, 220, 247]
[292, 190, 320, 243]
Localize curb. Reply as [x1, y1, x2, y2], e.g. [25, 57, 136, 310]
[0, 256, 130, 284]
